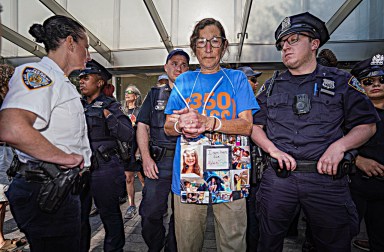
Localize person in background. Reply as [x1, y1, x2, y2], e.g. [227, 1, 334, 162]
[349, 54, 384, 252]
[156, 74, 169, 87]
[237, 66, 262, 95]
[0, 15, 92, 252]
[122, 84, 145, 219]
[252, 12, 378, 251]
[237, 65, 264, 251]
[137, 48, 189, 252]
[79, 59, 133, 252]
[164, 18, 259, 252]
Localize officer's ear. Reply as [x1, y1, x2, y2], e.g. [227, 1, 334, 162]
[66, 36, 75, 52]
[311, 38, 320, 51]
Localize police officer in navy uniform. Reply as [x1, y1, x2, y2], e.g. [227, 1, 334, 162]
[349, 54, 384, 252]
[79, 59, 133, 252]
[137, 49, 189, 252]
[251, 12, 379, 251]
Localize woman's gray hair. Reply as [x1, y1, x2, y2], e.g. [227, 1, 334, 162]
[126, 84, 142, 107]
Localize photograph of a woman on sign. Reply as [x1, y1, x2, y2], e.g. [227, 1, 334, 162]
[181, 148, 202, 177]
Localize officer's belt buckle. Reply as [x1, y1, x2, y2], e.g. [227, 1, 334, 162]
[294, 160, 318, 172]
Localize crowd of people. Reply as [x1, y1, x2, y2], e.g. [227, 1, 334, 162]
[0, 7, 383, 252]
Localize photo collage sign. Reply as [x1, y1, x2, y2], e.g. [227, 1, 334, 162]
[180, 132, 251, 204]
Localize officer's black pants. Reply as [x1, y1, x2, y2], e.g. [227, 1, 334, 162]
[6, 175, 81, 252]
[246, 184, 260, 252]
[350, 173, 384, 252]
[139, 156, 177, 252]
[80, 155, 126, 252]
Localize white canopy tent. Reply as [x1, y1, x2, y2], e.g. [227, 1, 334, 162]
[1, 0, 383, 75]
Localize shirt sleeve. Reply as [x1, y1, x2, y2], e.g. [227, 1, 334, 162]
[343, 76, 380, 130]
[136, 91, 152, 125]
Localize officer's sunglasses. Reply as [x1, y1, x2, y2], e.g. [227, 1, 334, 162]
[276, 33, 315, 51]
[361, 76, 384, 87]
[125, 90, 135, 94]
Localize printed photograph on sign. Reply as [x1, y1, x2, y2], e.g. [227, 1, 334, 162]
[180, 146, 203, 179]
[203, 145, 231, 170]
[231, 169, 249, 191]
[232, 146, 251, 169]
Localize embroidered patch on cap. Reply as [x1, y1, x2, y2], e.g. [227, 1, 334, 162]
[22, 67, 53, 89]
[348, 76, 366, 94]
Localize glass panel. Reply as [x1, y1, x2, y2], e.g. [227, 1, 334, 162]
[331, 0, 384, 40]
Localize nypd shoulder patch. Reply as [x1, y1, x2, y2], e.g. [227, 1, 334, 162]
[22, 67, 53, 89]
[348, 76, 366, 94]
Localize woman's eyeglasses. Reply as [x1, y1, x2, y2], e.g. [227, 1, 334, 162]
[361, 76, 384, 87]
[196, 36, 226, 48]
[125, 90, 135, 94]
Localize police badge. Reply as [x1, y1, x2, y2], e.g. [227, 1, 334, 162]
[281, 17, 291, 32]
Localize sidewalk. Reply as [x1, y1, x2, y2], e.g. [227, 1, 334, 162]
[3, 179, 367, 251]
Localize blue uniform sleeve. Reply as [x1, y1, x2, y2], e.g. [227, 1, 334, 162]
[136, 90, 152, 125]
[233, 71, 259, 116]
[253, 81, 268, 125]
[106, 101, 133, 142]
[343, 76, 380, 130]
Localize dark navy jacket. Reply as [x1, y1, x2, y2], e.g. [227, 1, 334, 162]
[254, 64, 379, 161]
[82, 93, 133, 153]
[137, 84, 178, 150]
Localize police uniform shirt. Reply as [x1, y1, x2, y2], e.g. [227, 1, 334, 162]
[137, 84, 178, 148]
[1, 57, 92, 166]
[253, 64, 379, 161]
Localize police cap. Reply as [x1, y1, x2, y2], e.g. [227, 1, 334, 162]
[275, 12, 330, 49]
[166, 49, 190, 64]
[158, 74, 169, 81]
[237, 66, 262, 78]
[79, 59, 112, 81]
[351, 54, 384, 80]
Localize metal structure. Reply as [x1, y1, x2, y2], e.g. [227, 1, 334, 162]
[1, 0, 383, 75]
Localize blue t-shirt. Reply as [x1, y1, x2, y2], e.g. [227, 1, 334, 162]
[164, 68, 259, 195]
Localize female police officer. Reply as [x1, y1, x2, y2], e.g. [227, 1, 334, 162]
[0, 15, 92, 251]
[79, 59, 133, 252]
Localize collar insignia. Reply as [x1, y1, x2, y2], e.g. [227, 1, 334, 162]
[371, 54, 384, 66]
[22, 67, 53, 89]
[322, 79, 335, 89]
[92, 101, 104, 108]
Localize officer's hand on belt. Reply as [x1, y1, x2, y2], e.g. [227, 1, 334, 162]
[356, 155, 384, 177]
[59, 153, 84, 169]
[317, 144, 344, 175]
[269, 150, 296, 170]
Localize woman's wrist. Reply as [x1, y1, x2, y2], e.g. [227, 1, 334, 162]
[174, 121, 182, 134]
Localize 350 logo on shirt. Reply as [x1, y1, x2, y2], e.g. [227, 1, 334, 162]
[186, 92, 236, 119]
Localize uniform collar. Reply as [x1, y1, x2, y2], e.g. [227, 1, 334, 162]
[40, 57, 65, 76]
[278, 64, 334, 82]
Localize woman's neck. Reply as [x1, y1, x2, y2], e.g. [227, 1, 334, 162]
[126, 101, 135, 109]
